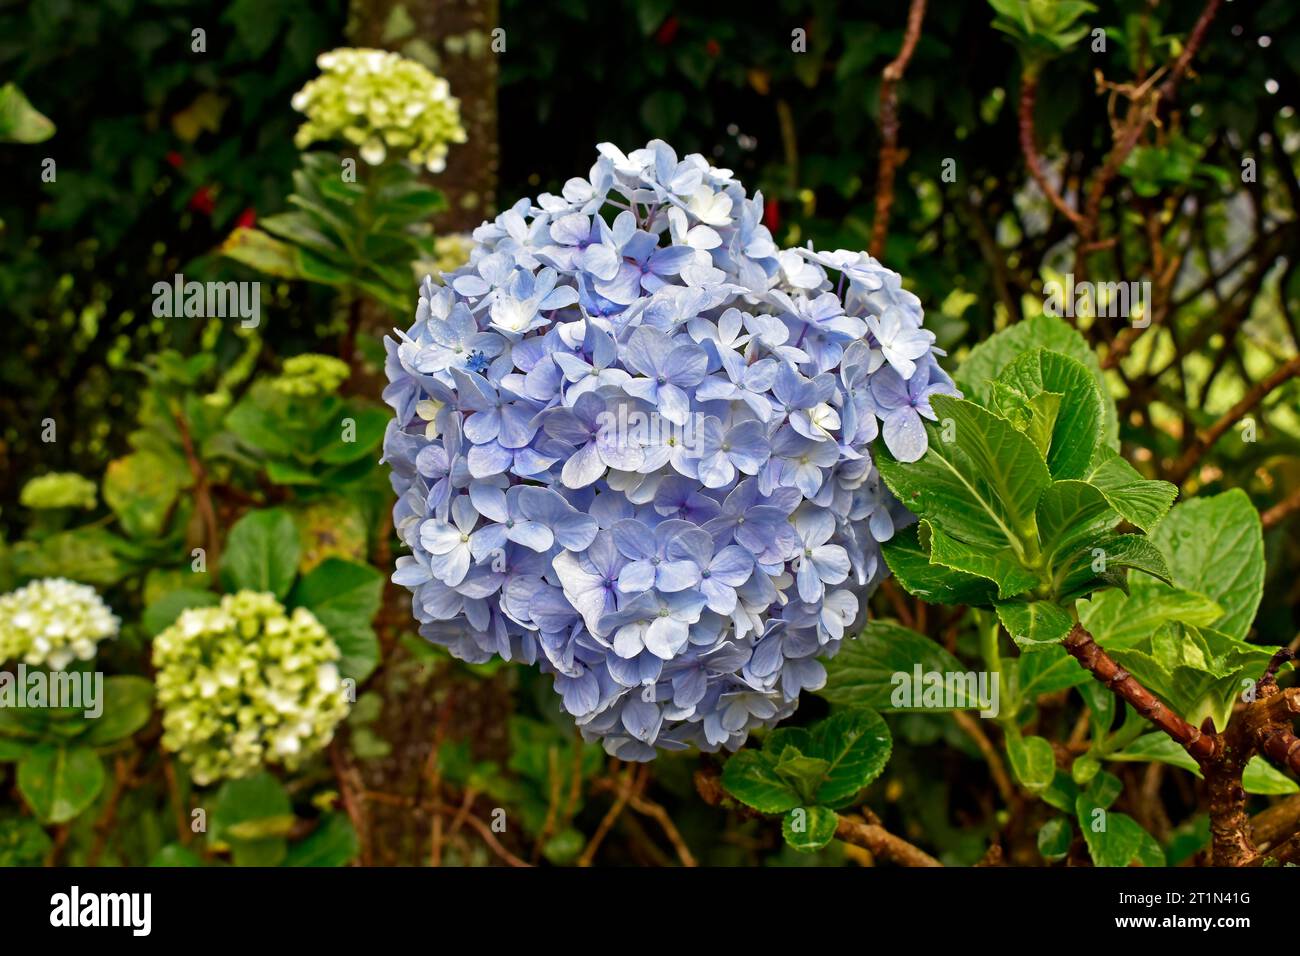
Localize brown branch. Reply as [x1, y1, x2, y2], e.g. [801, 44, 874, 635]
[869, 0, 927, 258]
[1063, 624, 1217, 761]
[161, 753, 191, 847]
[578, 763, 637, 867]
[329, 740, 372, 866]
[1251, 794, 1300, 849]
[1018, 70, 1085, 230]
[1158, 0, 1223, 101]
[1167, 354, 1300, 485]
[951, 709, 1017, 806]
[834, 815, 943, 867]
[88, 751, 143, 866]
[1262, 486, 1300, 530]
[172, 406, 221, 579]
[452, 808, 532, 868]
[592, 775, 698, 867]
[627, 791, 697, 867]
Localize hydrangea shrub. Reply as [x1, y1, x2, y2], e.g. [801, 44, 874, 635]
[0, 577, 119, 670]
[152, 591, 350, 785]
[382, 140, 951, 760]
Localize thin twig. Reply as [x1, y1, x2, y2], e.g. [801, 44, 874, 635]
[1262, 486, 1300, 530]
[330, 740, 372, 866]
[1167, 354, 1300, 485]
[951, 710, 1016, 806]
[578, 763, 637, 867]
[870, 0, 928, 257]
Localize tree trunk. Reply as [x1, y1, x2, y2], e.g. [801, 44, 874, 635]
[348, 0, 499, 232]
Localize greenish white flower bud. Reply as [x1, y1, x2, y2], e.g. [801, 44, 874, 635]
[0, 578, 119, 670]
[292, 47, 467, 172]
[152, 591, 350, 785]
[19, 472, 97, 510]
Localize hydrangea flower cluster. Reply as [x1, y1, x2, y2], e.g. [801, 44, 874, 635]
[152, 591, 350, 785]
[291, 48, 467, 171]
[382, 140, 952, 760]
[19, 472, 97, 510]
[0, 578, 119, 670]
[272, 353, 352, 397]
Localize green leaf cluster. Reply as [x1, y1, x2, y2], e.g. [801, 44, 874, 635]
[722, 709, 892, 853]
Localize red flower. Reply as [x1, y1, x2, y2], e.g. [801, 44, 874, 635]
[235, 206, 257, 230]
[165, 151, 184, 169]
[655, 15, 680, 45]
[705, 38, 721, 58]
[189, 186, 215, 216]
[763, 198, 780, 235]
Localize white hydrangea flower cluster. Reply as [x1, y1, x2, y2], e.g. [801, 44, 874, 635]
[0, 578, 119, 670]
[291, 47, 467, 171]
[152, 591, 350, 785]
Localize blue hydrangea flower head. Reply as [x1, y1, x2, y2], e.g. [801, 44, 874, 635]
[382, 140, 951, 760]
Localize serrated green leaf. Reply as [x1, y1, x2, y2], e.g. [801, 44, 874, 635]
[1078, 583, 1222, 649]
[290, 558, 383, 683]
[995, 349, 1103, 479]
[926, 521, 1040, 598]
[1085, 449, 1177, 533]
[996, 601, 1073, 649]
[877, 395, 1050, 563]
[721, 750, 801, 814]
[773, 748, 831, 804]
[819, 619, 978, 710]
[1055, 533, 1172, 600]
[956, 313, 1118, 448]
[1145, 489, 1263, 642]
[805, 709, 893, 809]
[880, 525, 998, 606]
[221, 508, 301, 600]
[781, 806, 838, 853]
[1006, 732, 1056, 792]
[1077, 805, 1159, 867]
[17, 746, 105, 824]
[1110, 733, 1298, 795]
[1014, 644, 1092, 700]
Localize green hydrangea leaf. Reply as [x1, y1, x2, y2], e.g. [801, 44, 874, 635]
[290, 558, 383, 683]
[1110, 733, 1299, 796]
[1085, 449, 1177, 533]
[995, 349, 1103, 479]
[819, 619, 978, 711]
[1006, 732, 1056, 792]
[1144, 489, 1264, 643]
[956, 313, 1118, 448]
[995, 601, 1073, 650]
[805, 708, 893, 809]
[782, 806, 839, 853]
[880, 525, 998, 606]
[80, 676, 154, 746]
[221, 508, 301, 600]
[876, 395, 1050, 563]
[721, 750, 801, 814]
[17, 746, 105, 824]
